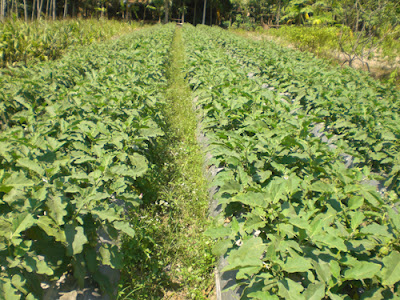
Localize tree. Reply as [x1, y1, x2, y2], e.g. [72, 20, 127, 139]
[202, 0, 206, 24]
[338, 0, 400, 70]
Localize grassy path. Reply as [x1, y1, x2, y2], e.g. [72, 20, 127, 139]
[118, 27, 215, 299]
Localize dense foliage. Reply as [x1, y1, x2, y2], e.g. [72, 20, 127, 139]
[0, 24, 174, 299]
[183, 25, 400, 299]
[0, 19, 138, 67]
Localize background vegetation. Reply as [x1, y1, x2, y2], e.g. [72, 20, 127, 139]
[0, 18, 138, 66]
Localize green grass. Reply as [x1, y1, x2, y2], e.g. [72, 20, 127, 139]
[118, 27, 215, 299]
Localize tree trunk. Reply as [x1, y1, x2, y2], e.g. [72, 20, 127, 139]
[202, 0, 206, 24]
[46, 0, 49, 18]
[209, 2, 212, 25]
[63, 0, 67, 18]
[32, 0, 36, 20]
[193, 0, 197, 25]
[182, 9, 184, 23]
[37, 0, 44, 20]
[52, 0, 55, 20]
[0, 0, 4, 21]
[36, 0, 40, 19]
[15, 0, 18, 18]
[164, 0, 168, 23]
[23, 0, 27, 21]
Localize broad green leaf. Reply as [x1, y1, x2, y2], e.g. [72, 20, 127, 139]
[388, 209, 400, 232]
[281, 255, 312, 273]
[312, 260, 332, 284]
[248, 291, 279, 299]
[23, 256, 53, 275]
[37, 216, 66, 242]
[11, 274, 27, 294]
[10, 213, 35, 245]
[65, 225, 88, 256]
[236, 266, 263, 280]
[99, 244, 122, 269]
[224, 237, 265, 271]
[16, 158, 45, 176]
[347, 196, 364, 210]
[380, 251, 400, 285]
[302, 282, 325, 300]
[219, 180, 242, 195]
[350, 211, 364, 231]
[113, 221, 135, 238]
[231, 192, 269, 208]
[360, 223, 392, 238]
[47, 194, 67, 225]
[277, 278, 305, 300]
[205, 226, 232, 239]
[0, 280, 20, 300]
[128, 153, 149, 178]
[72, 254, 86, 288]
[1, 171, 35, 192]
[212, 238, 233, 256]
[313, 233, 347, 252]
[310, 181, 334, 193]
[360, 189, 383, 207]
[344, 261, 381, 280]
[92, 207, 120, 223]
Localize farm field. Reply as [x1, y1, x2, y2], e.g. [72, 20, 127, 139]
[0, 19, 139, 67]
[1, 22, 400, 299]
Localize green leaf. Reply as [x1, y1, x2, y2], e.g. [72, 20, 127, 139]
[224, 237, 265, 271]
[380, 251, 400, 285]
[277, 278, 305, 300]
[65, 225, 88, 256]
[388, 209, 400, 232]
[10, 213, 35, 245]
[219, 180, 242, 194]
[0, 171, 35, 192]
[302, 282, 325, 300]
[360, 189, 383, 207]
[99, 244, 122, 269]
[47, 194, 67, 225]
[113, 221, 135, 238]
[128, 153, 149, 178]
[0, 279, 20, 300]
[16, 158, 45, 176]
[231, 192, 269, 208]
[11, 274, 27, 294]
[313, 233, 347, 252]
[347, 196, 364, 210]
[248, 291, 279, 299]
[350, 211, 364, 231]
[72, 254, 86, 288]
[344, 261, 381, 280]
[37, 216, 66, 242]
[23, 256, 54, 275]
[205, 226, 232, 239]
[212, 239, 233, 256]
[310, 181, 334, 193]
[360, 223, 392, 237]
[281, 255, 312, 273]
[92, 207, 121, 223]
[312, 260, 332, 284]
